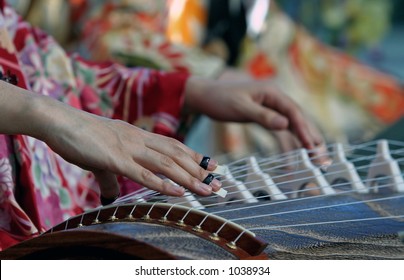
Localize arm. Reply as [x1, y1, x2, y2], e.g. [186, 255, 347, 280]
[0, 81, 222, 200]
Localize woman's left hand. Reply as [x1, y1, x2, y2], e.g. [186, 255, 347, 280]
[184, 77, 329, 165]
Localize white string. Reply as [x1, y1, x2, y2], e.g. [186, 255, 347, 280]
[129, 169, 402, 215]
[229, 193, 404, 223]
[114, 187, 146, 202]
[123, 181, 404, 230]
[145, 202, 158, 217]
[131, 144, 404, 207]
[180, 207, 194, 223]
[154, 159, 404, 211]
[93, 208, 102, 223]
[64, 218, 70, 231]
[163, 203, 176, 219]
[216, 147, 404, 186]
[114, 189, 157, 205]
[109, 141, 402, 205]
[233, 229, 247, 244]
[210, 176, 400, 216]
[218, 140, 383, 179]
[78, 213, 85, 226]
[111, 205, 119, 219]
[128, 204, 137, 217]
[99, 140, 404, 227]
[249, 215, 404, 231]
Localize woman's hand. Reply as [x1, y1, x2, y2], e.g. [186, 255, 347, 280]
[1, 82, 221, 201]
[38, 97, 222, 200]
[184, 77, 329, 165]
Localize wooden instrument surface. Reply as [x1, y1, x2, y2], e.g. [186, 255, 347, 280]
[0, 203, 267, 260]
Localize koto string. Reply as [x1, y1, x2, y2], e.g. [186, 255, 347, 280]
[102, 140, 404, 224]
[114, 143, 404, 206]
[222, 141, 404, 180]
[110, 141, 388, 201]
[205, 157, 404, 200]
[227, 193, 404, 223]
[143, 159, 404, 210]
[218, 139, 385, 176]
[146, 174, 396, 212]
[100, 179, 404, 231]
[248, 214, 404, 231]
[110, 162, 404, 213]
[215, 147, 404, 183]
[210, 177, 404, 215]
[112, 152, 380, 205]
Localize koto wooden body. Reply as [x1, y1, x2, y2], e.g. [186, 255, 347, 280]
[2, 192, 403, 260]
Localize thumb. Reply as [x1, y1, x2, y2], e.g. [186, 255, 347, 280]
[92, 169, 120, 205]
[244, 100, 289, 130]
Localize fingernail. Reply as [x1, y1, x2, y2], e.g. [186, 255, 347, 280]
[208, 158, 218, 170]
[211, 178, 222, 191]
[199, 182, 212, 194]
[271, 116, 288, 129]
[319, 159, 333, 172]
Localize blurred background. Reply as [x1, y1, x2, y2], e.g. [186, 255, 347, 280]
[277, 0, 404, 80]
[7, 0, 404, 160]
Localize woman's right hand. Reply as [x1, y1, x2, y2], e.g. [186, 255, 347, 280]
[38, 97, 222, 201]
[1, 82, 221, 201]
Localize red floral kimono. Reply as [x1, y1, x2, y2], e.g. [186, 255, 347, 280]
[0, 1, 189, 250]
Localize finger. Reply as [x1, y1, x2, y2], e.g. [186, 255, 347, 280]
[123, 162, 187, 196]
[136, 147, 220, 195]
[92, 170, 120, 204]
[263, 92, 316, 149]
[310, 143, 332, 168]
[304, 121, 332, 167]
[308, 136, 332, 167]
[147, 135, 218, 171]
[272, 130, 300, 153]
[242, 99, 289, 131]
[181, 146, 218, 171]
[145, 137, 222, 191]
[308, 123, 326, 147]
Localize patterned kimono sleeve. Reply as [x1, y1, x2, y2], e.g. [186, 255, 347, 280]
[70, 55, 190, 138]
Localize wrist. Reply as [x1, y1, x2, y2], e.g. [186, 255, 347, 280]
[28, 93, 94, 146]
[0, 82, 48, 138]
[26, 93, 58, 141]
[9, 86, 78, 144]
[183, 76, 216, 115]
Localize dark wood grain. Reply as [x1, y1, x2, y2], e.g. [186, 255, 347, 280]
[0, 203, 268, 260]
[46, 203, 268, 259]
[0, 230, 176, 259]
